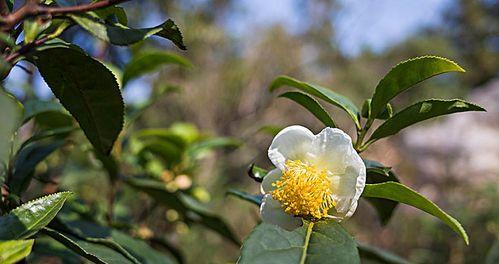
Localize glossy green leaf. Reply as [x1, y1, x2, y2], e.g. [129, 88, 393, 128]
[357, 243, 411, 264]
[239, 222, 360, 264]
[33, 47, 124, 155]
[0, 90, 22, 182]
[227, 189, 263, 206]
[123, 51, 192, 86]
[70, 14, 186, 49]
[127, 178, 240, 245]
[0, 239, 34, 264]
[370, 56, 465, 118]
[0, 192, 72, 240]
[42, 228, 139, 264]
[279, 91, 336, 127]
[10, 140, 65, 195]
[363, 159, 399, 225]
[362, 182, 469, 244]
[270, 75, 360, 128]
[368, 99, 485, 142]
[247, 164, 268, 183]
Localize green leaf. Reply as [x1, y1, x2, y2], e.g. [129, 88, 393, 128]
[363, 159, 399, 225]
[270, 75, 360, 129]
[361, 99, 393, 120]
[362, 182, 469, 244]
[134, 128, 187, 150]
[6, 0, 13, 11]
[0, 90, 23, 182]
[123, 51, 192, 86]
[368, 99, 485, 143]
[370, 56, 465, 118]
[239, 222, 360, 264]
[138, 139, 183, 168]
[0, 192, 73, 240]
[70, 14, 186, 49]
[53, 219, 176, 264]
[33, 46, 124, 155]
[23, 19, 51, 43]
[10, 140, 65, 195]
[22, 99, 67, 124]
[20, 126, 74, 150]
[247, 164, 268, 183]
[0, 239, 34, 264]
[94, 6, 128, 25]
[187, 137, 241, 159]
[127, 178, 240, 246]
[42, 228, 139, 264]
[226, 189, 263, 206]
[357, 243, 411, 264]
[279, 91, 336, 127]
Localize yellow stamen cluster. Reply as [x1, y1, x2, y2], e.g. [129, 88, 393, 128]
[271, 160, 335, 219]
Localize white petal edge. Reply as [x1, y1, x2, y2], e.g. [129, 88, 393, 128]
[259, 194, 302, 231]
[309, 127, 354, 174]
[260, 169, 282, 194]
[268, 125, 314, 171]
[308, 127, 366, 219]
[343, 164, 366, 219]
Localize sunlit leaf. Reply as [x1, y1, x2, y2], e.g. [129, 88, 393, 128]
[0, 90, 23, 182]
[0, 239, 34, 264]
[362, 182, 469, 244]
[239, 222, 360, 264]
[370, 56, 465, 118]
[70, 14, 186, 49]
[368, 99, 485, 143]
[270, 75, 360, 128]
[247, 164, 268, 183]
[0, 192, 73, 240]
[279, 91, 336, 127]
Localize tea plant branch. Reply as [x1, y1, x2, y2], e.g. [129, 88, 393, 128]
[4, 33, 52, 62]
[354, 117, 374, 152]
[0, 0, 130, 31]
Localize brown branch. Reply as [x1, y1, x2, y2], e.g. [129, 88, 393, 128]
[5, 34, 52, 62]
[1, 0, 130, 31]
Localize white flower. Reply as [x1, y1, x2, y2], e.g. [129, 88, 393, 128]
[260, 125, 366, 230]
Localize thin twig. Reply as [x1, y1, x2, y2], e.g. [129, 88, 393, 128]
[1, 0, 130, 31]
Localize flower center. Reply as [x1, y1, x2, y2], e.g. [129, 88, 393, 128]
[271, 160, 335, 219]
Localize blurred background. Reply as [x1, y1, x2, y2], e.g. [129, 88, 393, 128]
[7, 0, 499, 263]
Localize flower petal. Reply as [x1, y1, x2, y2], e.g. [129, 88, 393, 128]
[309, 127, 355, 174]
[268, 125, 314, 170]
[260, 169, 282, 194]
[309, 127, 366, 219]
[260, 194, 302, 231]
[330, 164, 366, 219]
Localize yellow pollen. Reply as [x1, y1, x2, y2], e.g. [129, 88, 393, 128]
[271, 160, 335, 219]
